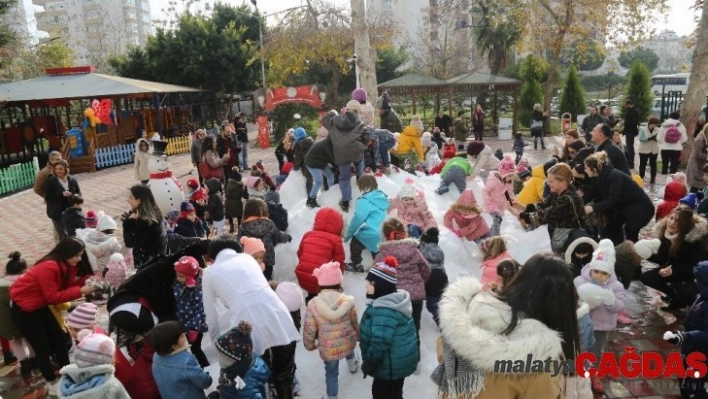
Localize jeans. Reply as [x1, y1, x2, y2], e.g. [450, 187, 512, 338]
[379, 140, 396, 167]
[338, 159, 364, 202]
[426, 296, 441, 326]
[308, 167, 335, 198]
[638, 153, 658, 183]
[240, 141, 249, 168]
[324, 352, 355, 397]
[532, 128, 545, 149]
[661, 149, 681, 175]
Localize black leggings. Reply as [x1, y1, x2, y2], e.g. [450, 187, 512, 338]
[661, 150, 681, 175]
[640, 269, 698, 306]
[372, 378, 404, 399]
[190, 332, 209, 368]
[11, 305, 69, 382]
[263, 341, 297, 399]
[638, 153, 658, 182]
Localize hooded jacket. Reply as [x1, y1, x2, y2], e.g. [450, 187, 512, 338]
[648, 216, 708, 281]
[304, 137, 336, 169]
[134, 138, 151, 181]
[443, 190, 490, 241]
[517, 164, 546, 206]
[344, 189, 389, 253]
[359, 290, 419, 380]
[380, 109, 404, 133]
[375, 239, 431, 301]
[80, 230, 122, 276]
[480, 251, 512, 291]
[58, 364, 130, 399]
[218, 356, 270, 399]
[681, 261, 708, 357]
[432, 277, 563, 399]
[303, 290, 359, 362]
[419, 242, 448, 298]
[612, 241, 640, 290]
[656, 181, 687, 221]
[483, 171, 516, 214]
[574, 264, 626, 331]
[296, 208, 346, 294]
[658, 118, 688, 151]
[392, 125, 424, 160]
[239, 217, 290, 268]
[321, 111, 368, 165]
[388, 195, 437, 232]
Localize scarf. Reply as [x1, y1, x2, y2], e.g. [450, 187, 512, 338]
[431, 337, 487, 398]
[149, 171, 183, 190]
[665, 230, 679, 241]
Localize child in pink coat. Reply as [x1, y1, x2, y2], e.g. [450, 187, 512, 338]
[479, 236, 512, 291]
[388, 178, 437, 238]
[482, 155, 517, 236]
[443, 189, 490, 243]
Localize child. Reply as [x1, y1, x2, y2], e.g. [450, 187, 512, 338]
[239, 198, 291, 281]
[493, 258, 521, 293]
[375, 219, 430, 355]
[172, 256, 209, 368]
[0, 252, 34, 376]
[245, 176, 267, 200]
[392, 115, 425, 173]
[418, 227, 448, 327]
[186, 177, 200, 200]
[80, 211, 122, 277]
[564, 233, 598, 277]
[213, 321, 271, 399]
[574, 239, 626, 394]
[296, 207, 345, 303]
[421, 132, 442, 173]
[58, 331, 130, 398]
[428, 140, 458, 175]
[240, 236, 266, 272]
[513, 132, 525, 164]
[252, 161, 276, 190]
[513, 158, 531, 194]
[276, 162, 294, 188]
[164, 210, 179, 234]
[482, 155, 517, 236]
[443, 189, 490, 243]
[344, 175, 389, 273]
[466, 141, 501, 180]
[205, 178, 226, 236]
[303, 261, 360, 399]
[517, 163, 548, 206]
[388, 178, 437, 237]
[270, 280, 303, 397]
[656, 180, 686, 221]
[225, 172, 248, 233]
[174, 201, 206, 238]
[360, 257, 419, 398]
[62, 194, 85, 237]
[150, 321, 212, 399]
[479, 236, 512, 291]
[265, 190, 288, 232]
[435, 151, 473, 195]
[84, 210, 98, 230]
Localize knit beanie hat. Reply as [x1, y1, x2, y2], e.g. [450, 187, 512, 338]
[633, 239, 661, 260]
[191, 188, 207, 202]
[421, 132, 432, 147]
[410, 115, 424, 132]
[399, 177, 417, 199]
[67, 303, 98, 329]
[174, 256, 200, 288]
[293, 127, 308, 145]
[240, 236, 265, 256]
[517, 158, 529, 171]
[498, 155, 516, 179]
[346, 100, 362, 114]
[180, 200, 195, 218]
[543, 158, 558, 176]
[467, 141, 485, 157]
[104, 253, 128, 289]
[85, 210, 98, 228]
[420, 227, 440, 244]
[265, 190, 280, 204]
[275, 282, 304, 312]
[352, 88, 368, 103]
[96, 211, 117, 232]
[313, 261, 343, 287]
[376, 92, 390, 110]
[165, 210, 179, 224]
[366, 256, 398, 299]
[407, 224, 422, 239]
[443, 144, 457, 160]
[679, 193, 698, 209]
[588, 239, 616, 275]
[216, 321, 254, 374]
[518, 166, 531, 180]
[74, 330, 116, 368]
[187, 178, 200, 190]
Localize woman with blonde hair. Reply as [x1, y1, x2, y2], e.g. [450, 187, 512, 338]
[531, 103, 547, 150]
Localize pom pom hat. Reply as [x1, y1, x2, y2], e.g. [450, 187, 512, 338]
[85, 210, 98, 228]
[240, 236, 265, 256]
[180, 200, 195, 218]
[191, 188, 207, 202]
[216, 320, 254, 375]
[96, 211, 117, 232]
[398, 178, 417, 199]
[588, 239, 616, 275]
[74, 330, 116, 368]
[67, 303, 98, 329]
[174, 256, 200, 288]
[420, 227, 440, 244]
[313, 261, 343, 287]
[633, 239, 661, 260]
[366, 256, 398, 298]
[498, 155, 517, 178]
[410, 115, 424, 132]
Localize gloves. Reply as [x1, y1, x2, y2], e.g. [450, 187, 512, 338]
[120, 211, 132, 222]
[663, 330, 685, 345]
[598, 290, 615, 306]
[186, 331, 199, 344]
[361, 361, 378, 379]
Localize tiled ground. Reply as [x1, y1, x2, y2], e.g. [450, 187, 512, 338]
[0, 128, 691, 398]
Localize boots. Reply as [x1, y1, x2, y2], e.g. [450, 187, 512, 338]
[339, 201, 350, 213]
[19, 359, 32, 376]
[346, 353, 359, 373]
[306, 197, 320, 208]
[436, 185, 450, 195]
[345, 263, 364, 273]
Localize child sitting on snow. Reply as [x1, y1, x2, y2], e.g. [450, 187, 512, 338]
[265, 190, 288, 232]
[443, 189, 490, 243]
[388, 178, 437, 238]
[245, 176, 267, 201]
[479, 236, 512, 291]
[482, 155, 517, 236]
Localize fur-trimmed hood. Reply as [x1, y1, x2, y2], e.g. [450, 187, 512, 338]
[653, 214, 708, 243]
[378, 238, 419, 248]
[312, 291, 356, 321]
[439, 277, 563, 372]
[564, 237, 598, 264]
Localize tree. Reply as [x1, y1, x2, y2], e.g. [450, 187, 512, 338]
[618, 47, 660, 72]
[558, 65, 586, 121]
[622, 60, 653, 121]
[518, 55, 547, 127]
[0, 0, 17, 69]
[562, 41, 606, 71]
[1, 40, 74, 81]
[351, 0, 377, 108]
[473, 0, 524, 75]
[376, 46, 409, 84]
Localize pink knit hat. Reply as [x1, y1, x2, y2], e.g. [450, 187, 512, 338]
[498, 155, 517, 178]
[174, 256, 200, 288]
[84, 210, 98, 228]
[517, 158, 529, 171]
[74, 330, 115, 368]
[240, 236, 265, 255]
[67, 303, 98, 329]
[313, 261, 343, 287]
[275, 282, 303, 312]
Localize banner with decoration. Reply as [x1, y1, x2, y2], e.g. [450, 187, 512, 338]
[257, 116, 270, 149]
[253, 84, 328, 112]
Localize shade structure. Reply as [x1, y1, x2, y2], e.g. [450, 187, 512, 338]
[377, 73, 447, 95]
[444, 71, 521, 93]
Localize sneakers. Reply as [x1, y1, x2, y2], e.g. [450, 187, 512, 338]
[435, 185, 450, 195]
[306, 197, 320, 208]
[339, 200, 350, 212]
[346, 353, 359, 373]
[47, 380, 59, 396]
[590, 376, 605, 393]
[345, 263, 364, 273]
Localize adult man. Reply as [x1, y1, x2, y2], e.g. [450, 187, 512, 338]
[581, 106, 606, 143]
[203, 237, 300, 399]
[216, 121, 240, 179]
[434, 111, 453, 135]
[453, 111, 468, 149]
[591, 124, 631, 175]
[34, 151, 63, 243]
[621, 100, 641, 169]
[377, 92, 403, 134]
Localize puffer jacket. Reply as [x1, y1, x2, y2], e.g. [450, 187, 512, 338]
[80, 230, 122, 276]
[482, 171, 515, 214]
[173, 218, 206, 238]
[321, 111, 368, 165]
[344, 190, 389, 253]
[574, 264, 626, 331]
[218, 356, 270, 399]
[239, 217, 291, 268]
[517, 164, 546, 206]
[656, 181, 687, 221]
[58, 364, 130, 399]
[480, 251, 512, 290]
[441, 156, 472, 178]
[375, 239, 431, 301]
[419, 242, 448, 298]
[296, 208, 345, 295]
[380, 109, 404, 133]
[172, 278, 207, 333]
[359, 290, 419, 380]
[303, 290, 359, 361]
[123, 217, 167, 269]
[225, 180, 247, 220]
[392, 125, 424, 160]
[658, 117, 688, 151]
[293, 136, 314, 169]
[10, 259, 89, 312]
[134, 138, 151, 181]
[388, 195, 437, 232]
[648, 215, 708, 281]
[443, 190, 489, 241]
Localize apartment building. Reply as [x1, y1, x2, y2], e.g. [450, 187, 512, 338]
[1, 0, 39, 47]
[641, 30, 692, 73]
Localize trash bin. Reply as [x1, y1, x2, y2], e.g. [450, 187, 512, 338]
[67, 128, 84, 158]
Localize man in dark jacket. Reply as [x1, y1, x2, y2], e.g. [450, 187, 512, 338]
[434, 111, 453, 135]
[581, 106, 606, 142]
[621, 100, 641, 169]
[453, 111, 467, 148]
[377, 93, 403, 133]
[591, 124, 631, 175]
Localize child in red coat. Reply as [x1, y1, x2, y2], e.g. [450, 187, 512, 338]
[656, 180, 687, 221]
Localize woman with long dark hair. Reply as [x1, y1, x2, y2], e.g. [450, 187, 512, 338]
[432, 253, 580, 398]
[44, 160, 81, 240]
[9, 237, 95, 395]
[123, 184, 167, 269]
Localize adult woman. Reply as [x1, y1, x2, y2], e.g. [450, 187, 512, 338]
[44, 160, 81, 240]
[122, 184, 167, 269]
[9, 238, 95, 395]
[510, 163, 586, 253]
[640, 207, 708, 311]
[583, 151, 654, 245]
[190, 129, 205, 183]
[686, 124, 708, 194]
[275, 129, 295, 173]
[200, 135, 228, 183]
[134, 138, 151, 184]
[554, 129, 579, 162]
[637, 117, 661, 185]
[471, 104, 485, 141]
[432, 254, 580, 398]
[530, 103, 547, 150]
[234, 114, 249, 170]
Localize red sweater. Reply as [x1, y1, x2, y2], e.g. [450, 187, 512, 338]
[10, 260, 88, 312]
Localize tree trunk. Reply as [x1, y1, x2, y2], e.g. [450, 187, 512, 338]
[351, 0, 378, 119]
[544, 45, 563, 132]
[680, 0, 708, 167]
[328, 59, 341, 109]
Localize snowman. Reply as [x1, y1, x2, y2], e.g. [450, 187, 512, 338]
[147, 140, 185, 217]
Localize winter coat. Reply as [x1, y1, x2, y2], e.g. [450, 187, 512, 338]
[218, 356, 270, 399]
[304, 137, 336, 169]
[34, 165, 53, 197]
[701, 187, 708, 217]
[638, 125, 660, 155]
[152, 347, 212, 399]
[443, 190, 490, 242]
[419, 242, 448, 298]
[432, 277, 563, 399]
[480, 251, 512, 291]
[225, 180, 248, 219]
[580, 113, 605, 136]
[172, 279, 207, 333]
[239, 217, 290, 268]
[79, 231, 122, 277]
[62, 208, 85, 237]
[482, 171, 515, 214]
[0, 275, 22, 339]
[574, 264, 626, 331]
[388, 195, 437, 232]
[656, 181, 687, 221]
[453, 118, 467, 142]
[375, 239, 431, 301]
[441, 156, 473, 179]
[174, 218, 206, 238]
[344, 189, 389, 253]
[392, 125, 424, 161]
[658, 118, 689, 151]
[9, 259, 89, 312]
[517, 164, 546, 206]
[359, 102, 376, 127]
[647, 216, 708, 281]
[203, 148, 226, 169]
[681, 261, 708, 358]
[303, 290, 359, 361]
[596, 139, 631, 176]
[293, 136, 314, 169]
[296, 208, 345, 295]
[470, 145, 500, 179]
[58, 364, 130, 399]
[423, 143, 443, 171]
[44, 175, 81, 221]
[190, 138, 203, 166]
[687, 131, 708, 189]
[266, 202, 288, 232]
[587, 164, 654, 228]
[134, 139, 151, 181]
[577, 303, 595, 352]
[380, 109, 404, 133]
[206, 193, 225, 222]
[472, 110, 485, 132]
[614, 241, 640, 290]
[122, 217, 167, 269]
[321, 111, 369, 165]
[525, 187, 586, 244]
[124, 340, 159, 399]
[359, 290, 419, 380]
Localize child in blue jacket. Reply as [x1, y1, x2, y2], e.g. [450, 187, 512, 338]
[344, 175, 388, 273]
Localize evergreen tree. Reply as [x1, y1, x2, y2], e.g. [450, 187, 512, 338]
[518, 55, 547, 127]
[558, 65, 586, 121]
[622, 60, 653, 121]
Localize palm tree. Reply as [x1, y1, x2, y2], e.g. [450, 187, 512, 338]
[474, 3, 523, 76]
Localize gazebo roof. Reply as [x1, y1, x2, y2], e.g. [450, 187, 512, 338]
[378, 71, 521, 95]
[445, 72, 521, 92]
[378, 73, 446, 94]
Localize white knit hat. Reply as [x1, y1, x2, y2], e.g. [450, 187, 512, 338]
[74, 330, 115, 368]
[588, 239, 616, 275]
[96, 211, 117, 232]
[421, 132, 432, 147]
[410, 115, 423, 132]
[398, 178, 417, 199]
[633, 239, 661, 260]
[275, 282, 303, 312]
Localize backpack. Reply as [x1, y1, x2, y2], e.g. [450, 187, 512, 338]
[664, 124, 682, 144]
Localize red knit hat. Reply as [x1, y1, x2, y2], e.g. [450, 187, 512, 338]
[187, 178, 200, 190]
[191, 188, 207, 202]
[443, 144, 457, 160]
[174, 256, 200, 288]
[498, 155, 516, 178]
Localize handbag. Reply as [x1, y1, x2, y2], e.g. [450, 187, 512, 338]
[550, 196, 584, 253]
[531, 120, 544, 129]
[199, 154, 223, 180]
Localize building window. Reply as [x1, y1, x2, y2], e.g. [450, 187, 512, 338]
[383, 0, 392, 10]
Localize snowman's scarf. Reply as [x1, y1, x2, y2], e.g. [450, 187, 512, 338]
[150, 171, 183, 190]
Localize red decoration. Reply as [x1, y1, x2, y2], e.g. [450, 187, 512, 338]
[263, 85, 324, 111]
[257, 116, 270, 149]
[91, 98, 113, 125]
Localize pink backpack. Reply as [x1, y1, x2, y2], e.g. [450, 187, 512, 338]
[664, 124, 682, 144]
